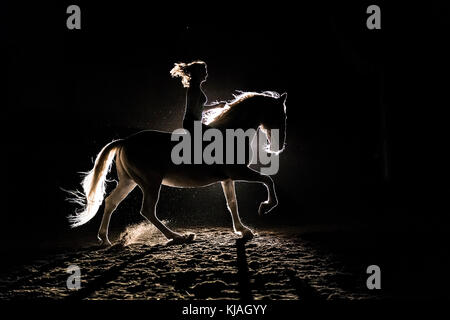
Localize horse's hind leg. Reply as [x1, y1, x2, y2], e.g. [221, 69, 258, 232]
[98, 156, 136, 246]
[140, 177, 194, 243]
[221, 179, 254, 239]
[97, 179, 136, 245]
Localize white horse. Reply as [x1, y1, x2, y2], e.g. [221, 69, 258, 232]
[67, 91, 287, 246]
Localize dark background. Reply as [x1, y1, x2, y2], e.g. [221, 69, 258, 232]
[4, 0, 450, 292]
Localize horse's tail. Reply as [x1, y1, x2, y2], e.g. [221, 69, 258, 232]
[67, 139, 123, 228]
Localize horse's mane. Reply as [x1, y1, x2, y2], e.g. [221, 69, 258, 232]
[203, 91, 280, 125]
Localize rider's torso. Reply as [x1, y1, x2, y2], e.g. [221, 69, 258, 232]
[184, 85, 207, 125]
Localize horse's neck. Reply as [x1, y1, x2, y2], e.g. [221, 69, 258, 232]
[210, 102, 259, 131]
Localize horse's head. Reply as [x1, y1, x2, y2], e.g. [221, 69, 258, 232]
[260, 92, 287, 154]
[205, 90, 287, 154]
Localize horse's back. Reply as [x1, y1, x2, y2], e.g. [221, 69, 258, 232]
[121, 130, 174, 173]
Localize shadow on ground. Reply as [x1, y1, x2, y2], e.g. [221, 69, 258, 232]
[1, 223, 448, 301]
[0, 225, 381, 301]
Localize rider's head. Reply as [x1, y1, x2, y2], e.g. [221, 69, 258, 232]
[170, 60, 207, 88]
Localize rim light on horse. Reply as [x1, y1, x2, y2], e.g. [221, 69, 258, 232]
[66, 91, 287, 246]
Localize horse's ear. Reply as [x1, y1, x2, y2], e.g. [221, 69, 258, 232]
[280, 92, 287, 103]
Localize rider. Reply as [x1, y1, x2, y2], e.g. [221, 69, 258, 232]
[170, 60, 225, 132]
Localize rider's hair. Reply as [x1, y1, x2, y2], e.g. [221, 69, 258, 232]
[170, 60, 207, 88]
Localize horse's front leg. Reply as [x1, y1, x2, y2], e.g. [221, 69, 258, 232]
[226, 166, 278, 215]
[221, 179, 254, 239]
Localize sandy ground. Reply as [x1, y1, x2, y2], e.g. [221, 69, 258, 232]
[0, 223, 380, 301]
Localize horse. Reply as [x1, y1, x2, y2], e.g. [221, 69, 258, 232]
[67, 91, 287, 246]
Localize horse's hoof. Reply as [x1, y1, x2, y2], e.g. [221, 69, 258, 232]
[241, 230, 254, 240]
[98, 241, 112, 248]
[258, 201, 277, 215]
[235, 228, 254, 240]
[166, 233, 196, 246]
[97, 236, 112, 247]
